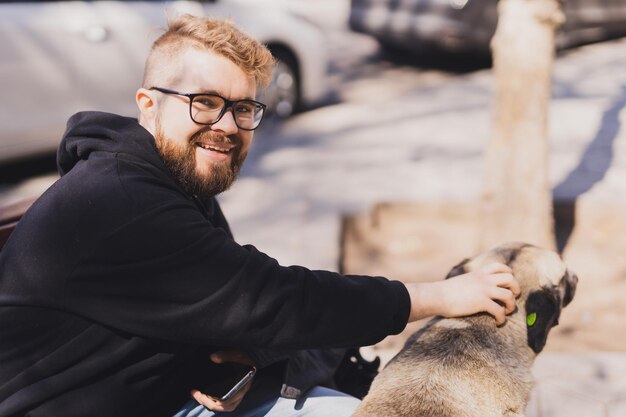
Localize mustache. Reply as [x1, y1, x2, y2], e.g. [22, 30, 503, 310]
[190, 129, 234, 146]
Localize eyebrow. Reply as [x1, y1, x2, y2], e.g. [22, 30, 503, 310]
[197, 89, 255, 101]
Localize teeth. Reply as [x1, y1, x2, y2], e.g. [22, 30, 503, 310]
[198, 143, 230, 153]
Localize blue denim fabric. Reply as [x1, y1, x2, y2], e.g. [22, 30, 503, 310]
[173, 386, 360, 417]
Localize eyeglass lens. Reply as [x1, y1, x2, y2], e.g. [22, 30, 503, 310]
[191, 95, 264, 130]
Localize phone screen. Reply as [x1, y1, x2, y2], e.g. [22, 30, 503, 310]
[201, 363, 257, 401]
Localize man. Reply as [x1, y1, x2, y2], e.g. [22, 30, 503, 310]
[0, 15, 519, 417]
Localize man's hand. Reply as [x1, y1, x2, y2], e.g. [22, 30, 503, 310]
[405, 263, 520, 325]
[191, 351, 255, 412]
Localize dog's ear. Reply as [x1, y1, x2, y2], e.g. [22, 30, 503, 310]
[445, 258, 470, 279]
[525, 289, 561, 353]
[561, 271, 578, 307]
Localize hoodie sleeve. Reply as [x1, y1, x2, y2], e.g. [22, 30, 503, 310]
[62, 159, 411, 351]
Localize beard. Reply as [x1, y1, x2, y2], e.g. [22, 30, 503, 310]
[153, 119, 247, 199]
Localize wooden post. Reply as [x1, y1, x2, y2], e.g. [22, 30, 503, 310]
[480, 0, 565, 250]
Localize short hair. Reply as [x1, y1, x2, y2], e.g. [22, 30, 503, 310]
[142, 14, 274, 90]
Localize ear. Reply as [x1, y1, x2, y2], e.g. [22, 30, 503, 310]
[525, 289, 561, 353]
[561, 271, 578, 307]
[136, 88, 158, 134]
[445, 258, 470, 279]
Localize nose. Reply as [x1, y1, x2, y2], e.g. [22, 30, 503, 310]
[211, 108, 239, 135]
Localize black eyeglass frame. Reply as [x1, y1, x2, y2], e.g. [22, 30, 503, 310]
[149, 86, 267, 131]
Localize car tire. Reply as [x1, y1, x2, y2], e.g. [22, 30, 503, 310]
[262, 46, 300, 118]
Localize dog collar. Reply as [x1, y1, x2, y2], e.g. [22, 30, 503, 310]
[526, 312, 537, 327]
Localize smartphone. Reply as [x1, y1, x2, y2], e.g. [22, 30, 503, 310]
[201, 363, 257, 401]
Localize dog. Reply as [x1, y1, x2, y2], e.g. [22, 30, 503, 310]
[352, 242, 578, 417]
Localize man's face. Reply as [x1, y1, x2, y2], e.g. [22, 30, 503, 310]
[151, 48, 257, 198]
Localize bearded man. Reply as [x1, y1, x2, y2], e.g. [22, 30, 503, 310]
[0, 14, 519, 417]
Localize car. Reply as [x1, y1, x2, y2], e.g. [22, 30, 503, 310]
[349, 0, 626, 56]
[0, 0, 330, 164]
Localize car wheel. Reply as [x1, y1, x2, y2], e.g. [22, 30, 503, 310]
[262, 47, 300, 118]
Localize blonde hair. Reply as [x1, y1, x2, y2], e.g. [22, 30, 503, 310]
[142, 14, 274, 90]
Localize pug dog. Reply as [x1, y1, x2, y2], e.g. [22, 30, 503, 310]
[353, 242, 578, 417]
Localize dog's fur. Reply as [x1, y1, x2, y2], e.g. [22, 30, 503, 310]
[352, 242, 578, 417]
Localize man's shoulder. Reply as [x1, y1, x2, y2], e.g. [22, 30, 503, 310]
[56, 154, 134, 209]
[60, 150, 181, 204]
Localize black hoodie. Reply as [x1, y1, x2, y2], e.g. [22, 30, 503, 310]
[0, 112, 410, 417]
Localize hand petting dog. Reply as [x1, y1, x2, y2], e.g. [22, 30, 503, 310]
[405, 262, 521, 325]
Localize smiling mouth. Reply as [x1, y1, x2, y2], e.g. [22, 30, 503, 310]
[196, 143, 234, 155]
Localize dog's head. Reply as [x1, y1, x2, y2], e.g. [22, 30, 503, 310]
[445, 242, 578, 354]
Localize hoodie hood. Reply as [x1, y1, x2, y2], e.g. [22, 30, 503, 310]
[58, 111, 163, 176]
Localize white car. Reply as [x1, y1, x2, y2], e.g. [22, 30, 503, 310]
[0, 0, 330, 164]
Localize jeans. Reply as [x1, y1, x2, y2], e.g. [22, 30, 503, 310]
[173, 386, 361, 417]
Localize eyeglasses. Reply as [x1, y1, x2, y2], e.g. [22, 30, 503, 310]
[150, 87, 267, 131]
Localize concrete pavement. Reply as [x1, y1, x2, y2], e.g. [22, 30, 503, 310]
[528, 352, 626, 417]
